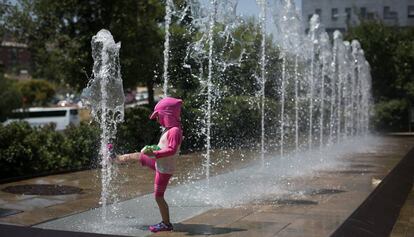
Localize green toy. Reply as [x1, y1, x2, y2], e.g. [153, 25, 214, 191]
[142, 145, 161, 154]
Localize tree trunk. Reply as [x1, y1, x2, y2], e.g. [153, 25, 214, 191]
[147, 79, 155, 107]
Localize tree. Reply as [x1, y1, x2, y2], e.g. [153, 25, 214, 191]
[0, 66, 22, 121]
[110, 0, 164, 106]
[16, 79, 55, 106]
[3, 0, 164, 105]
[346, 21, 414, 131]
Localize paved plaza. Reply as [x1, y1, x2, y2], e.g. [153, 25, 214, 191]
[0, 136, 413, 237]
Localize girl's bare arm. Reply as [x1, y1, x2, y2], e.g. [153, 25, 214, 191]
[116, 152, 140, 163]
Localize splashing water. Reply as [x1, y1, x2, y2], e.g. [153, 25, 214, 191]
[81, 29, 125, 221]
[37, 2, 376, 235]
[257, 0, 267, 166]
[163, 0, 173, 97]
[319, 32, 331, 149]
[184, 0, 243, 180]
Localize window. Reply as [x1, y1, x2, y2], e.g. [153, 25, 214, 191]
[332, 8, 338, 20]
[10, 110, 67, 119]
[11, 48, 17, 66]
[408, 6, 414, 18]
[367, 12, 375, 20]
[315, 8, 322, 17]
[383, 6, 390, 16]
[382, 6, 390, 19]
[345, 8, 351, 21]
[360, 7, 367, 18]
[70, 109, 78, 115]
[384, 6, 397, 19]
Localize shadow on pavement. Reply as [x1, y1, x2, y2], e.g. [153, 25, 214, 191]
[171, 223, 246, 235]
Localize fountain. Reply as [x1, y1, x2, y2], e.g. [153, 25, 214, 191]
[273, 0, 304, 154]
[36, 1, 375, 235]
[319, 32, 331, 148]
[329, 30, 340, 143]
[162, 0, 173, 97]
[342, 41, 352, 138]
[307, 15, 321, 150]
[257, 0, 267, 166]
[81, 29, 125, 221]
[184, 0, 243, 180]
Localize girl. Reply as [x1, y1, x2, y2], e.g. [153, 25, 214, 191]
[116, 97, 183, 232]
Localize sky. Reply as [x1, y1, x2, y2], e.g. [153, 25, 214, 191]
[236, 0, 302, 17]
[8, 0, 303, 17]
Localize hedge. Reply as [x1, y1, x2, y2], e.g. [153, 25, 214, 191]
[0, 106, 159, 180]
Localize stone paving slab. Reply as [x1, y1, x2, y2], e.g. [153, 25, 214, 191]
[35, 183, 214, 236]
[0, 149, 257, 226]
[149, 136, 414, 237]
[32, 136, 414, 237]
[1, 198, 65, 211]
[1, 136, 414, 237]
[331, 142, 414, 237]
[391, 187, 414, 237]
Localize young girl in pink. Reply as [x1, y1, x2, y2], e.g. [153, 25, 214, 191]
[116, 97, 183, 232]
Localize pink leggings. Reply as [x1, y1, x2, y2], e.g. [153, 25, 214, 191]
[139, 154, 172, 197]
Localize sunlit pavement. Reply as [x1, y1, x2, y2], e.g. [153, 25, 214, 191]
[0, 148, 259, 226]
[391, 187, 414, 237]
[0, 136, 413, 237]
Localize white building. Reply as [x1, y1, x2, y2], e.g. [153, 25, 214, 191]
[301, 0, 414, 33]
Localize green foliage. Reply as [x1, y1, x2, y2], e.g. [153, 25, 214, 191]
[373, 99, 409, 132]
[166, 16, 282, 150]
[346, 21, 414, 131]
[213, 96, 261, 148]
[0, 75, 22, 122]
[178, 96, 279, 151]
[115, 106, 160, 153]
[16, 79, 55, 106]
[179, 96, 205, 151]
[213, 96, 279, 148]
[346, 21, 398, 101]
[4, 0, 164, 94]
[0, 121, 99, 180]
[168, 23, 199, 100]
[0, 106, 162, 180]
[62, 123, 100, 168]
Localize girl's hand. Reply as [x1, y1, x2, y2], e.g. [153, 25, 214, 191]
[140, 146, 155, 156]
[144, 150, 154, 156]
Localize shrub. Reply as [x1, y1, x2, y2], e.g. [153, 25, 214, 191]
[178, 95, 279, 151]
[373, 99, 409, 132]
[180, 95, 206, 152]
[115, 106, 160, 153]
[16, 79, 55, 106]
[213, 96, 279, 148]
[0, 122, 64, 178]
[62, 122, 100, 168]
[0, 77, 22, 122]
[0, 121, 99, 180]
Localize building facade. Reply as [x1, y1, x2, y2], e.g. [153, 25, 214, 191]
[0, 40, 32, 80]
[301, 0, 414, 33]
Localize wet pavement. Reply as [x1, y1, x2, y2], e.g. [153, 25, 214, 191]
[153, 139, 413, 237]
[0, 136, 413, 237]
[0, 148, 258, 226]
